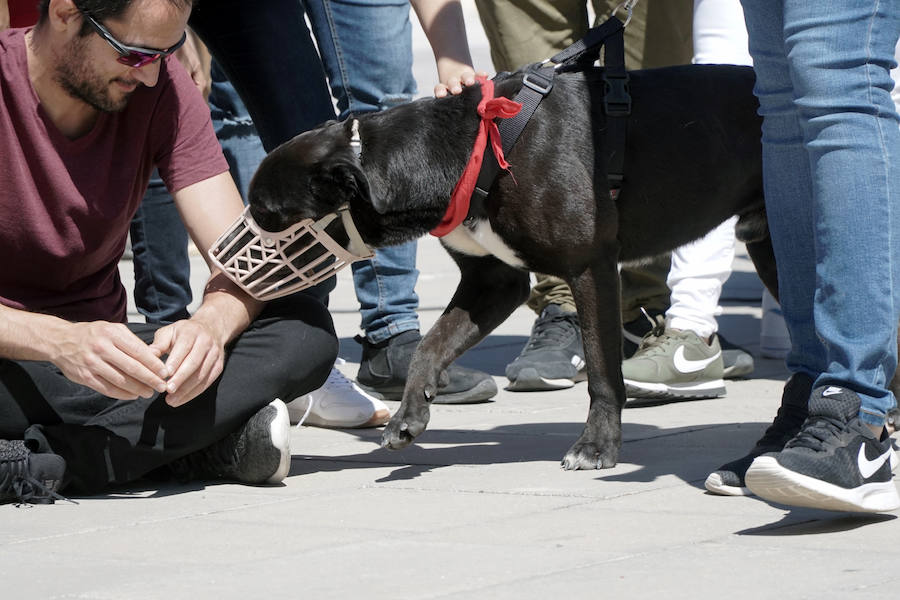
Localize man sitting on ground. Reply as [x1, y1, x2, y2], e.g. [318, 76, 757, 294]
[0, 0, 337, 503]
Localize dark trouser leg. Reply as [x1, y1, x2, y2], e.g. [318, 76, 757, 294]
[0, 295, 337, 493]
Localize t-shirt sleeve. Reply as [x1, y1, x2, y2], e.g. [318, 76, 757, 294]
[151, 56, 230, 195]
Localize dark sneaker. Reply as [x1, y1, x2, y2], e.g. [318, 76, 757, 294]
[170, 399, 291, 485]
[887, 406, 899, 435]
[505, 304, 586, 391]
[622, 327, 725, 400]
[357, 330, 497, 404]
[622, 309, 665, 359]
[0, 439, 68, 505]
[718, 333, 755, 379]
[745, 386, 900, 513]
[705, 372, 813, 496]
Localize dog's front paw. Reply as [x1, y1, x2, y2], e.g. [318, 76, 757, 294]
[380, 403, 430, 450]
[560, 439, 619, 470]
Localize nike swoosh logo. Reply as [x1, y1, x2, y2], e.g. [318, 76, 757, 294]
[823, 386, 843, 397]
[857, 444, 893, 479]
[672, 346, 721, 374]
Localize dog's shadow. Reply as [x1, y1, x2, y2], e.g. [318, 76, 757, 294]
[289, 418, 772, 488]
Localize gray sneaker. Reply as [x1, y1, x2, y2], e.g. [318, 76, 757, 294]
[622, 327, 726, 400]
[718, 333, 755, 379]
[170, 399, 291, 485]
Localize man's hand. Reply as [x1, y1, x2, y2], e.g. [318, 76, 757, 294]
[52, 322, 170, 400]
[150, 318, 226, 407]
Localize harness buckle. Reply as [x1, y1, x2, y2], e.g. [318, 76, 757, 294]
[602, 72, 631, 117]
[522, 70, 554, 95]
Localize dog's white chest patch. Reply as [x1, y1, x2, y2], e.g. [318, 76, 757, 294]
[442, 220, 526, 269]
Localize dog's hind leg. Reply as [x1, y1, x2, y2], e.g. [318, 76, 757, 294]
[381, 252, 530, 450]
[561, 256, 626, 470]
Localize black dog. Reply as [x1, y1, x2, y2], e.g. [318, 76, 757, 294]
[248, 64, 774, 470]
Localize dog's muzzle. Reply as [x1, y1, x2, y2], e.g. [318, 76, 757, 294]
[208, 204, 374, 301]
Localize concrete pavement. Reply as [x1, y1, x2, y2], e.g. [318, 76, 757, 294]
[3, 3, 898, 598]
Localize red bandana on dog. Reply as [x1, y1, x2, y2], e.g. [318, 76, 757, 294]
[430, 76, 523, 237]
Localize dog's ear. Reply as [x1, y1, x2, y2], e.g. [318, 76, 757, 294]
[309, 155, 378, 213]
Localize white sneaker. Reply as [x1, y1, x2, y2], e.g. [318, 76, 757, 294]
[287, 366, 390, 428]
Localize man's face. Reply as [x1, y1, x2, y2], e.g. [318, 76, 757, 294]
[53, 0, 190, 112]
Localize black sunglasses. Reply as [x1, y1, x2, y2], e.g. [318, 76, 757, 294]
[81, 11, 187, 68]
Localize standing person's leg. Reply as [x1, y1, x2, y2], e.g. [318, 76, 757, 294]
[476, 0, 687, 390]
[0, 295, 337, 494]
[208, 61, 268, 202]
[188, 0, 335, 153]
[621, 0, 753, 401]
[736, 0, 899, 512]
[129, 172, 192, 324]
[302, 0, 497, 405]
[474, 0, 589, 391]
[189, 0, 338, 305]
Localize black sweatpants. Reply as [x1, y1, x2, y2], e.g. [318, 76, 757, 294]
[0, 295, 337, 493]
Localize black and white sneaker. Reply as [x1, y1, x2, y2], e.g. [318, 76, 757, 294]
[745, 386, 900, 513]
[357, 330, 497, 404]
[505, 304, 586, 391]
[705, 372, 812, 496]
[0, 439, 68, 505]
[170, 399, 291, 485]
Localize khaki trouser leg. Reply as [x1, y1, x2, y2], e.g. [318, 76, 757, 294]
[473, 0, 692, 317]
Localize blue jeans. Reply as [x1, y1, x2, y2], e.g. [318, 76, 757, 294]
[740, 0, 900, 425]
[209, 62, 268, 201]
[130, 171, 192, 324]
[305, 0, 421, 342]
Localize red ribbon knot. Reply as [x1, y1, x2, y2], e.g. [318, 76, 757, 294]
[430, 76, 523, 237]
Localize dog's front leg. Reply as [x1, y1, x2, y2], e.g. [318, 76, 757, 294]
[561, 256, 626, 469]
[381, 252, 530, 449]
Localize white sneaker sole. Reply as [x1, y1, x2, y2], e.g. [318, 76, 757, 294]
[266, 399, 291, 484]
[745, 455, 900, 513]
[506, 368, 587, 392]
[704, 472, 752, 496]
[624, 378, 726, 400]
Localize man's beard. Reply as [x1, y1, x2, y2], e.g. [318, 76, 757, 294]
[54, 36, 137, 113]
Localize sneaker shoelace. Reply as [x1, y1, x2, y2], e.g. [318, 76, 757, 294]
[525, 312, 579, 351]
[784, 415, 846, 453]
[0, 442, 73, 505]
[631, 327, 688, 359]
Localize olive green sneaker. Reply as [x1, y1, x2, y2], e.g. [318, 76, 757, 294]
[622, 327, 726, 400]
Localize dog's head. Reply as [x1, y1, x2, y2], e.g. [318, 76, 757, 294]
[248, 119, 376, 235]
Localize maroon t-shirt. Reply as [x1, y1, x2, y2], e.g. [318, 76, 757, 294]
[0, 28, 229, 322]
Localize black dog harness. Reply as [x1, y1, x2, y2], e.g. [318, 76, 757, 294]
[461, 16, 632, 228]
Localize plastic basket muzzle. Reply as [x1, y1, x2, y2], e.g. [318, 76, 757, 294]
[209, 204, 374, 301]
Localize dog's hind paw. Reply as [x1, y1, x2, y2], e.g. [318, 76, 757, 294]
[560, 442, 618, 470]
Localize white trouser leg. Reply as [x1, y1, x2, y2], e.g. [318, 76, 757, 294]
[665, 0, 751, 338]
[667, 217, 738, 338]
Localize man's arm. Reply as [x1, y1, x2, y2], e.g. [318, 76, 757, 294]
[0, 303, 169, 399]
[410, 0, 485, 97]
[150, 171, 265, 406]
[1, 0, 10, 31]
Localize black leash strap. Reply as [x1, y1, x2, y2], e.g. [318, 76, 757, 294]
[466, 15, 631, 223]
